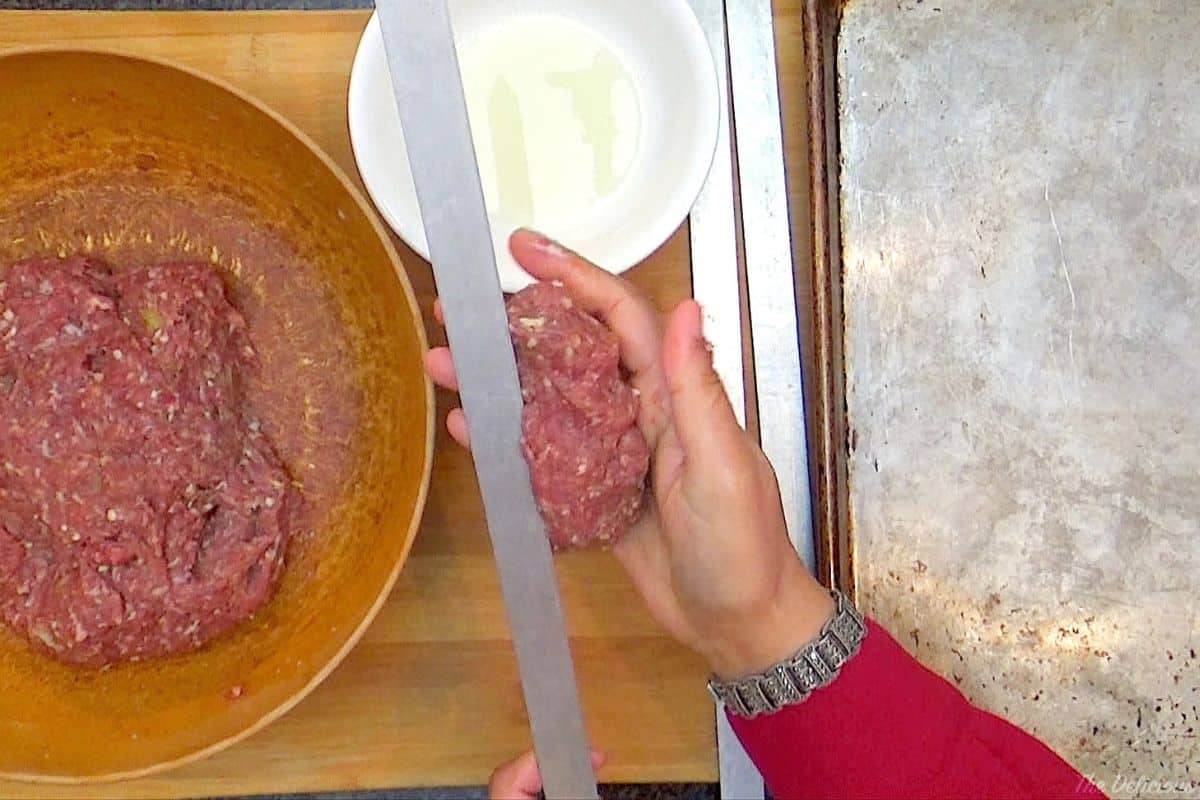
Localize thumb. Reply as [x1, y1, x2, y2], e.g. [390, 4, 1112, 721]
[488, 749, 607, 800]
[661, 300, 744, 466]
[488, 750, 541, 800]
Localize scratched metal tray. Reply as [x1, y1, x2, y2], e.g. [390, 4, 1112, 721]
[805, 1, 1200, 793]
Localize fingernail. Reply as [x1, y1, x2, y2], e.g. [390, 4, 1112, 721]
[690, 301, 707, 342]
[523, 229, 569, 258]
[690, 303, 715, 360]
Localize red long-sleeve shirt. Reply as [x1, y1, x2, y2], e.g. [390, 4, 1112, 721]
[729, 620, 1106, 799]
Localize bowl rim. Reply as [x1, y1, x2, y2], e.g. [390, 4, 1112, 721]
[347, 0, 721, 290]
[0, 44, 436, 785]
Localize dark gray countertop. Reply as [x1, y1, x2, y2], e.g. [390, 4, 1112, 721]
[0, 2, 721, 798]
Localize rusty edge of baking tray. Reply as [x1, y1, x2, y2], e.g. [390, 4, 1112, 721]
[803, 0, 854, 599]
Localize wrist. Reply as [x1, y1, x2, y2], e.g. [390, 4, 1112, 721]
[706, 568, 837, 680]
[708, 590, 867, 718]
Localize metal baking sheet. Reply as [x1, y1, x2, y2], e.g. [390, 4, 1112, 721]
[813, 0, 1200, 792]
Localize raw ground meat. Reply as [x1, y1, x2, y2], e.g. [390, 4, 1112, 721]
[506, 281, 649, 550]
[0, 255, 297, 667]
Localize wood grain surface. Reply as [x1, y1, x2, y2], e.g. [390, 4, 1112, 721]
[0, 8, 808, 796]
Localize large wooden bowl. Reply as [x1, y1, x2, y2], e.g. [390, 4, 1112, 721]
[0, 50, 433, 781]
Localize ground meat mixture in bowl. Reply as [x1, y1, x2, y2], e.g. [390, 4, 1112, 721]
[0, 51, 432, 782]
[0, 256, 297, 666]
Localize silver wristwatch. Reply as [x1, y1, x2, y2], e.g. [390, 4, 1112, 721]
[707, 590, 868, 719]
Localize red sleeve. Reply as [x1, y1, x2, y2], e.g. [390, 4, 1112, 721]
[728, 619, 1106, 800]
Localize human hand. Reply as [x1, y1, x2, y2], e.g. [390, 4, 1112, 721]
[426, 230, 833, 679]
[488, 749, 606, 800]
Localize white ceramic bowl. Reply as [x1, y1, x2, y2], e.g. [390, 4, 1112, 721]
[349, 0, 719, 292]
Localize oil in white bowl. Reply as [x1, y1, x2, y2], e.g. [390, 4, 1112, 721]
[458, 15, 642, 231]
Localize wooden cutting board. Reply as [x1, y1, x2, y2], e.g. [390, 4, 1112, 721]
[0, 9, 808, 797]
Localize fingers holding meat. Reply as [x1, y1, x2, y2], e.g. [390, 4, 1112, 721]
[427, 230, 671, 450]
[661, 299, 745, 472]
[508, 230, 670, 444]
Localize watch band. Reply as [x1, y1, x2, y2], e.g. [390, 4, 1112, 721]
[707, 590, 868, 719]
